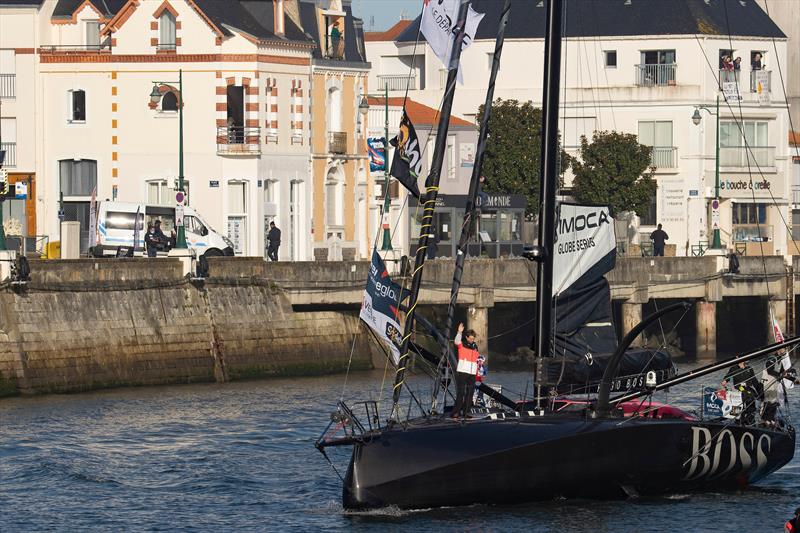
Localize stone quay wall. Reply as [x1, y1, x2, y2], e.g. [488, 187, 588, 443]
[0, 258, 376, 396]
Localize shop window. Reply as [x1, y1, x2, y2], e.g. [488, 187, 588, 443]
[732, 202, 768, 242]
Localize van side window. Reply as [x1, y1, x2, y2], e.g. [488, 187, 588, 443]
[185, 216, 208, 236]
[106, 211, 144, 230]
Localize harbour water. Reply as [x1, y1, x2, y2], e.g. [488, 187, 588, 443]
[1, 362, 798, 532]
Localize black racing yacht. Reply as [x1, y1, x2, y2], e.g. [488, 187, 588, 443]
[315, 0, 796, 510]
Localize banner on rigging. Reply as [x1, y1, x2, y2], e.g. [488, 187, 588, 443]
[420, 0, 484, 82]
[770, 310, 795, 390]
[360, 249, 402, 364]
[389, 111, 422, 198]
[553, 203, 617, 296]
[368, 137, 386, 172]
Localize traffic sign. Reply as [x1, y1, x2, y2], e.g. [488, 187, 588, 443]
[176, 191, 185, 204]
[175, 204, 185, 226]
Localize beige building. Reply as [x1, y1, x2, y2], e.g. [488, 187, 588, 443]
[299, 0, 371, 260]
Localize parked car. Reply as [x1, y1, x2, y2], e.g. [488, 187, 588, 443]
[90, 201, 234, 258]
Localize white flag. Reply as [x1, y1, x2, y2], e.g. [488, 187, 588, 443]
[420, 0, 484, 82]
[770, 309, 794, 390]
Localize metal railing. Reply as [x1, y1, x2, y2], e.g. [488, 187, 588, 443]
[328, 131, 347, 154]
[0, 142, 16, 167]
[718, 69, 741, 88]
[0, 73, 15, 98]
[750, 70, 771, 93]
[377, 74, 417, 91]
[3, 235, 50, 257]
[39, 43, 112, 52]
[650, 146, 677, 169]
[216, 126, 261, 155]
[719, 146, 775, 167]
[635, 63, 676, 86]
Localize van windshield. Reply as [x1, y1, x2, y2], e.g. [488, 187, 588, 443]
[107, 211, 144, 231]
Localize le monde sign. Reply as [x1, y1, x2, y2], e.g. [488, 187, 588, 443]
[718, 175, 783, 199]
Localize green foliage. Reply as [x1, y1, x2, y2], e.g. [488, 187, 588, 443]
[570, 131, 657, 216]
[478, 98, 566, 217]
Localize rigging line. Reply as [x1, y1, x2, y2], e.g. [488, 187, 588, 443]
[763, 0, 799, 160]
[339, 330, 359, 402]
[693, 34, 800, 257]
[402, 1, 425, 108]
[589, 0, 616, 131]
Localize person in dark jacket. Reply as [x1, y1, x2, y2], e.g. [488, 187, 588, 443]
[144, 222, 158, 257]
[785, 507, 800, 533]
[153, 220, 169, 251]
[267, 221, 281, 261]
[721, 360, 760, 425]
[650, 223, 669, 256]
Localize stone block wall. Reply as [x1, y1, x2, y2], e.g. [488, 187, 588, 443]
[0, 258, 373, 396]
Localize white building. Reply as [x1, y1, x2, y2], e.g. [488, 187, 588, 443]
[366, 0, 794, 257]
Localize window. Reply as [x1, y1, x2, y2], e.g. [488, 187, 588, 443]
[161, 91, 178, 111]
[720, 120, 771, 167]
[604, 50, 617, 68]
[0, 49, 14, 98]
[792, 210, 800, 241]
[69, 89, 86, 122]
[325, 168, 343, 227]
[159, 12, 176, 50]
[638, 121, 675, 168]
[184, 215, 208, 236]
[639, 188, 657, 226]
[487, 52, 495, 70]
[637, 50, 676, 86]
[227, 181, 248, 255]
[85, 21, 101, 49]
[59, 159, 97, 196]
[0, 118, 16, 167]
[106, 211, 144, 231]
[147, 180, 171, 205]
[750, 50, 765, 70]
[732, 203, 768, 242]
[446, 135, 456, 180]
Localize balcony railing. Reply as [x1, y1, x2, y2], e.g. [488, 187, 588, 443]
[0, 73, 15, 98]
[719, 146, 775, 167]
[157, 42, 177, 51]
[328, 131, 347, 154]
[377, 74, 417, 91]
[39, 43, 112, 53]
[750, 70, 771, 93]
[0, 142, 16, 167]
[635, 63, 676, 86]
[650, 146, 678, 169]
[324, 39, 344, 60]
[216, 127, 261, 155]
[718, 69, 741, 89]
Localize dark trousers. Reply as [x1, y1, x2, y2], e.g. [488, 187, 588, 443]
[451, 371, 474, 418]
[267, 243, 279, 261]
[653, 244, 665, 257]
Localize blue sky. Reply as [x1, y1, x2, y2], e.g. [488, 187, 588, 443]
[351, 0, 422, 32]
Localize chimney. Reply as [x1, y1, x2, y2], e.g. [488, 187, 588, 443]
[275, 0, 285, 36]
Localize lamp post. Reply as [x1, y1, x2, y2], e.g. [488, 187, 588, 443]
[358, 84, 392, 251]
[149, 69, 187, 249]
[692, 94, 722, 250]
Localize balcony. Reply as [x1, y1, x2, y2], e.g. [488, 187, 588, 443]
[328, 131, 347, 154]
[216, 127, 261, 155]
[650, 146, 678, 169]
[0, 142, 15, 167]
[635, 63, 676, 87]
[377, 74, 417, 91]
[718, 69, 741, 89]
[720, 146, 775, 168]
[750, 69, 771, 93]
[0, 73, 15, 98]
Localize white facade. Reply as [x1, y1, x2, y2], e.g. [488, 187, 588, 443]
[367, 29, 794, 256]
[3, 0, 321, 259]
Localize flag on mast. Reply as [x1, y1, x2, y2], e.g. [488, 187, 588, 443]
[389, 110, 422, 198]
[770, 308, 794, 390]
[420, 0, 484, 83]
[360, 249, 402, 364]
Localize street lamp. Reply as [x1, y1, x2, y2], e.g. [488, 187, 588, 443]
[359, 84, 392, 251]
[692, 94, 722, 250]
[149, 69, 187, 249]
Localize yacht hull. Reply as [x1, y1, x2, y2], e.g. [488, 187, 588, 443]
[343, 417, 795, 509]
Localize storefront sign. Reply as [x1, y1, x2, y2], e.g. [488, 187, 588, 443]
[410, 193, 526, 211]
[660, 180, 684, 223]
[718, 175, 783, 199]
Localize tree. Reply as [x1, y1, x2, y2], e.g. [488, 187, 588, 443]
[478, 99, 566, 217]
[570, 131, 656, 217]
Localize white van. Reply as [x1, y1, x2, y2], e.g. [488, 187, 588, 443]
[91, 201, 234, 258]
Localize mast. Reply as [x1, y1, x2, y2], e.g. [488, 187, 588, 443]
[533, 0, 564, 409]
[441, 0, 512, 370]
[391, 0, 473, 413]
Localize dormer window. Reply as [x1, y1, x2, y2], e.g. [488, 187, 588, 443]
[159, 11, 176, 50]
[85, 21, 101, 50]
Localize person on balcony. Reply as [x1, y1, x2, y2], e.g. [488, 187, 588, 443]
[330, 21, 342, 59]
[751, 53, 763, 70]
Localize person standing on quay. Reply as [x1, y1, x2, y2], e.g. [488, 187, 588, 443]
[650, 223, 669, 257]
[267, 221, 281, 261]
